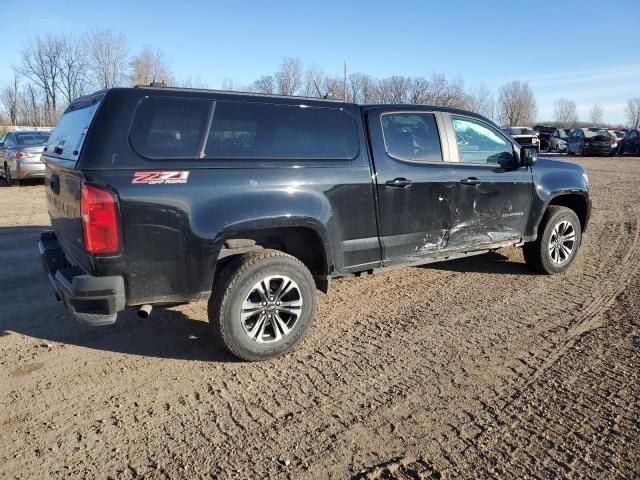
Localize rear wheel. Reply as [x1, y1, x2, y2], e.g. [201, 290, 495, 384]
[208, 249, 317, 361]
[523, 206, 582, 274]
[3, 163, 16, 186]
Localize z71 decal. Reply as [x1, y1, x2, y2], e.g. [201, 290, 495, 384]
[132, 171, 190, 185]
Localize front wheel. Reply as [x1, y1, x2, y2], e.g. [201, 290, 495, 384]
[208, 249, 317, 361]
[523, 206, 582, 274]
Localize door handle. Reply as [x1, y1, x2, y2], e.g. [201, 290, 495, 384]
[385, 177, 412, 188]
[460, 177, 481, 186]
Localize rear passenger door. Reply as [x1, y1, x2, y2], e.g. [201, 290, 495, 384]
[444, 114, 533, 247]
[366, 109, 458, 262]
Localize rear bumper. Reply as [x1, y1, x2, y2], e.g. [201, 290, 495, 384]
[39, 231, 125, 326]
[18, 161, 45, 179]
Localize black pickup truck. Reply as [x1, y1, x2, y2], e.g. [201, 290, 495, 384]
[39, 87, 591, 360]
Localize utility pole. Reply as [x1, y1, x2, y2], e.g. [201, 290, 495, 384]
[343, 61, 347, 102]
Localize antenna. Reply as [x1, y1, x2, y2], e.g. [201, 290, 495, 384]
[313, 80, 323, 98]
[343, 61, 347, 102]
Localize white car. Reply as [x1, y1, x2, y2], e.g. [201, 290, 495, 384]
[505, 127, 540, 151]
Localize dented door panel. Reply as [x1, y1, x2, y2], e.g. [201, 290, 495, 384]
[449, 164, 533, 248]
[365, 108, 459, 263]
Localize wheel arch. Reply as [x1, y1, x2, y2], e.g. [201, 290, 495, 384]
[545, 192, 590, 233]
[213, 223, 333, 292]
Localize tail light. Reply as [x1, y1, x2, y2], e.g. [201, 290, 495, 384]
[15, 151, 26, 158]
[81, 183, 119, 254]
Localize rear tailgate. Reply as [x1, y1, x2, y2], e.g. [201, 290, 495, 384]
[44, 94, 103, 272]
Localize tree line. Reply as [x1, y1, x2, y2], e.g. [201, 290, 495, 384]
[1, 31, 639, 130]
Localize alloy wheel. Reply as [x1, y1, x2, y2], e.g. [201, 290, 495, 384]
[240, 275, 303, 343]
[548, 220, 576, 265]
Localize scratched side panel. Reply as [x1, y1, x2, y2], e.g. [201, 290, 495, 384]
[447, 164, 534, 249]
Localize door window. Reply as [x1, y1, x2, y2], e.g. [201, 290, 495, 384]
[380, 112, 442, 163]
[628, 131, 638, 140]
[451, 116, 513, 165]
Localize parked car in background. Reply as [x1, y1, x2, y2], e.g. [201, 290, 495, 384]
[0, 130, 51, 186]
[617, 129, 640, 155]
[548, 128, 572, 152]
[567, 128, 616, 156]
[533, 125, 555, 150]
[505, 126, 540, 151]
[609, 129, 627, 142]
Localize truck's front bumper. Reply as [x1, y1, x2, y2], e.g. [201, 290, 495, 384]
[39, 231, 125, 326]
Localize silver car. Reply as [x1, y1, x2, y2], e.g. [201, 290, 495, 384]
[548, 128, 572, 152]
[0, 130, 51, 186]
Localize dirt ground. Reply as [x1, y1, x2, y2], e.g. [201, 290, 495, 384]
[1, 156, 639, 479]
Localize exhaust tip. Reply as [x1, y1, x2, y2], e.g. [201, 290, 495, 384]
[137, 304, 153, 319]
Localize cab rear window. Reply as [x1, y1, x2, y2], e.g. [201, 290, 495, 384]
[47, 96, 102, 160]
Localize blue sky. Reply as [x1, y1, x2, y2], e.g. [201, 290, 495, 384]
[2, 0, 638, 123]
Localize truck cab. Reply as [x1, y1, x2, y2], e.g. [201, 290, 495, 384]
[39, 87, 591, 360]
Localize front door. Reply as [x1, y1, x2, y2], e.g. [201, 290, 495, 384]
[445, 114, 533, 248]
[366, 109, 458, 263]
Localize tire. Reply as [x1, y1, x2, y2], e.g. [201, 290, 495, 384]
[208, 249, 317, 361]
[4, 164, 14, 186]
[523, 206, 582, 275]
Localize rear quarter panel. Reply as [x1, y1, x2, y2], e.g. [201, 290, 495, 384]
[79, 90, 378, 305]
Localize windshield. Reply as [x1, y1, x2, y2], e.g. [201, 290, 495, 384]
[509, 127, 533, 135]
[559, 129, 571, 139]
[16, 132, 50, 146]
[584, 129, 612, 139]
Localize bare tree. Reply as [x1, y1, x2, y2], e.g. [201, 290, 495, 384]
[425, 74, 467, 108]
[625, 97, 640, 129]
[589, 103, 603, 127]
[497, 81, 537, 126]
[553, 98, 578, 126]
[176, 77, 209, 89]
[129, 46, 174, 86]
[0, 74, 20, 125]
[276, 57, 302, 96]
[465, 83, 495, 119]
[251, 75, 276, 95]
[18, 84, 45, 126]
[407, 77, 429, 104]
[302, 65, 326, 97]
[348, 72, 376, 103]
[321, 76, 345, 100]
[221, 78, 244, 91]
[56, 36, 88, 104]
[84, 28, 128, 89]
[17, 34, 65, 124]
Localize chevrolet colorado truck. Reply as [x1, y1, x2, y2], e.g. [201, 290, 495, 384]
[39, 87, 591, 360]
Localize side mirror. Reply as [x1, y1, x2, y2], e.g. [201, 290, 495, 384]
[520, 146, 538, 167]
